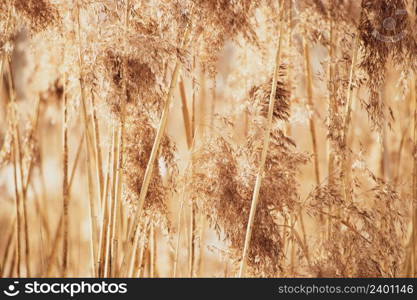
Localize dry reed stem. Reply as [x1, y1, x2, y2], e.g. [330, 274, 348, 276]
[280, 221, 309, 269]
[174, 118, 200, 278]
[394, 118, 410, 187]
[198, 69, 206, 135]
[33, 188, 50, 244]
[173, 192, 185, 278]
[110, 0, 132, 277]
[118, 194, 127, 266]
[341, 34, 360, 204]
[189, 202, 196, 277]
[97, 129, 113, 277]
[380, 92, 389, 180]
[303, 37, 320, 186]
[179, 79, 193, 149]
[341, 35, 360, 148]
[403, 82, 414, 276]
[68, 132, 85, 188]
[128, 24, 191, 250]
[327, 1, 336, 189]
[0, 2, 12, 85]
[15, 119, 30, 277]
[412, 73, 417, 276]
[46, 216, 64, 276]
[285, 0, 293, 139]
[179, 76, 196, 277]
[7, 60, 21, 277]
[150, 223, 156, 277]
[238, 4, 285, 277]
[111, 127, 122, 276]
[323, 12, 338, 259]
[105, 126, 119, 276]
[33, 128, 83, 270]
[1, 217, 16, 277]
[0, 54, 5, 95]
[85, 135, 96, 276]
[191, 58, 201, 277]
[91, 91, 104, 206]
[8, 249, 16, 277]
[127, 229, 140, 277]
[135, 233, 149, 278]
[8, 72, 32, 277]
[75, 1, 97, 276]
[209, 81, 216, 135]
[32, 190, 46, 277]
[22, 97, 41, 198]
[62, 74, 69, 276]
[8, 70, 42, 278]
[197, 213, 206, 276]
[137, 226, 149, 278]
[281, 199, 312, 272]
[191, 56, 196, 139]
[44, 135, 87, 277]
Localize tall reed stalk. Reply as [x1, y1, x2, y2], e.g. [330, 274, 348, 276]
[411, 73, 417, 276]
[327, 1, 336, 187]
[6, 59, 22, 277]
[179, 79, 192, 149]
[303, 37, 320, 186]
[341, 34, 360, 203]
[90, 91, 104, 206]
[1, 217, 16, 277]
[97, 129, 113, 277]
[127, 24, 191, 252]
[238, 3, 285, 277]
[111, 0, 132, 277]
[74, 1, 97, 276]
[62, 74, 69, 275]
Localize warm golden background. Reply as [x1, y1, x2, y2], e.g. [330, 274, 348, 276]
[0, 0, 416, 277]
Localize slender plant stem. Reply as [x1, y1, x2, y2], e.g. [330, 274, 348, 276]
[74, 1, 97, 276]
[7, 59, 21, 277]
[327, 0, 336, 187]
[69, 132, 85, 188]
[15, 116, 31, 277]
[90, 91, 104, 207]
[97, 129, 113, 277]
[189, 202, 196, 277]
[173, 194, 185, 278]
[341, 34, 360, 203]
[303, 38, 320, 186]
[128, 24, 191, 248]
[150, 223, 156, 277]
[105, 125, 119, 276]
[179, 79, 192, 149]
[127, 229, 140, 277]
[1, 218, 16, 277]
[62, 74, 70, 276]
[326, 1, 337, 243]
[46, 216, 64, 276]
[238, 3, 285, 277]
[411, 74, 417, 276]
